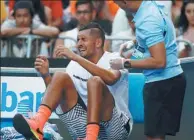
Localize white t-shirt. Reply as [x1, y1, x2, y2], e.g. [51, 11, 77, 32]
[66, 51, 131, 117]
[111, 8, 135, 52]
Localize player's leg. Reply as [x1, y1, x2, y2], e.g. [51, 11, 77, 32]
[85, 76, 131, 140]
[13, 72, 78, 140]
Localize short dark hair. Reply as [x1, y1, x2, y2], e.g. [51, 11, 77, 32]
[79, 22, 105, 47]
[13, 1, 34, 18]
[75, 0, 94, 11]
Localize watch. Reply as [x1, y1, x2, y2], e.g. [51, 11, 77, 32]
[124, 60, 131, 69]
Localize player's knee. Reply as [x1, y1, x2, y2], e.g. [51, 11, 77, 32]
[53, 71, 71, 83]
[87, 76, 104, 87]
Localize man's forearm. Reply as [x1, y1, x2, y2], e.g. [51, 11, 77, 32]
[43, 75, 52, 87]
[1, 28, 26, 37]
[32, 28, 59, 37]
[75, 56, 119, 85]
[129, 57, 166, 69]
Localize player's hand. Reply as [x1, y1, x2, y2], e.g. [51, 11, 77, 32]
[34, 55, 49, 75]
[54, 45, 77, 60]
[120, 40, 135, 58]
[109, 58, 125, 70]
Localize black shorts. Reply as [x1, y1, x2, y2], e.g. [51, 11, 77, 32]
[143, 73, 186, 137]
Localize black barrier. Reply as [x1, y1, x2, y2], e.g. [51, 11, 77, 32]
[0, 58, 70, 68]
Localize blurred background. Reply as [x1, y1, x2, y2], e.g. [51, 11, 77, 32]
[0, 0, 194, 140]
[1, 0, 194, 58]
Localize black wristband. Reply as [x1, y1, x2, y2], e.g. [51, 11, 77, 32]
[124, 60, 131, 69]
[41, 72, 50, 79]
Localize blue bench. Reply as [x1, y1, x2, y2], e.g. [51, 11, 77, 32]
[128, 73, 145, 123]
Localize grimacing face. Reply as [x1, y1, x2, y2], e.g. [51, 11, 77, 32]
[76, 29, 99, 58]
[185, 3, 194, 26]
[76, 4, 93, 27]
[15, 9, 32, 27]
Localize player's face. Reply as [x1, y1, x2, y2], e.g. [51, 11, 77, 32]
[77, 29, 96, 58]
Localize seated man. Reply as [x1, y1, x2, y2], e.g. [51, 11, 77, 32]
[1, 1, 59, 57]
[12, 22, 133, 140]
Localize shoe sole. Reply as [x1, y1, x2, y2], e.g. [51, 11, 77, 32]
[13, 114, 40, 140]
